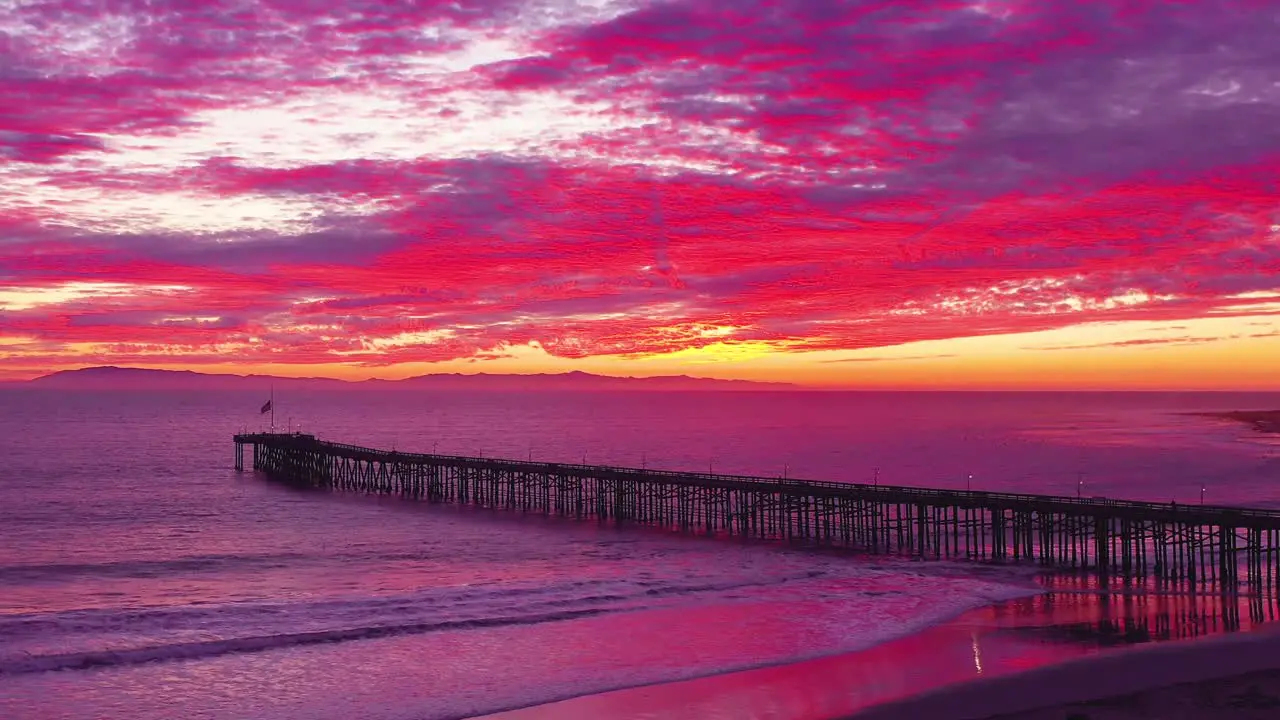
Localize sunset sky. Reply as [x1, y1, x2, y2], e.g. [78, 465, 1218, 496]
[1, 0, 1278, 388]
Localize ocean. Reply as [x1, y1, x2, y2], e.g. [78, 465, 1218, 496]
[2, 389, 1279, 720]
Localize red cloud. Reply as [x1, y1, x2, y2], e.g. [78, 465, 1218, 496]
[2, 0, 1278, 377]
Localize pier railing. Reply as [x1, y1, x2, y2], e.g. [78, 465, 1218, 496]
[234, 432, 1280, 597]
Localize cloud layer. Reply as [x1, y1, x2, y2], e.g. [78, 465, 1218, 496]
[1, 0, 1278, 376]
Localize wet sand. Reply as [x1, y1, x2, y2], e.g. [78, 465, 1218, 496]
[986, 669, 1280, 719]
[479, 585, 1279, 720]
[851, 621, 1280, 719]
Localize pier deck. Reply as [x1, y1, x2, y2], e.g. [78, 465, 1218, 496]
[234, 432, 1280, 597]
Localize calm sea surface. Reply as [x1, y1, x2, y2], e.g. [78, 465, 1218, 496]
[1, 389, 1278, 720]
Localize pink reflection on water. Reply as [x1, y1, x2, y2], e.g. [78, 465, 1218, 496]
[486, 587, 1280, 720]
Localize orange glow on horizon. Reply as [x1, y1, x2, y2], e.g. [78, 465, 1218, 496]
[5, 314, 1279, 390]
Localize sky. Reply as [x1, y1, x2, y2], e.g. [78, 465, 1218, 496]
[1, 0, 1278, 389]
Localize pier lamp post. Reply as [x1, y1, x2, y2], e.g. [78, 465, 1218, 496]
[1201, 484, 1206, 504]
[433, 440, 439, 454]
[641, 453, 646, 470]
[967, 474, 972, 492]
[709, 459, 714, 475]
[873, 468, 879, 487]
[1077, 473, 1083, 499]
[783, 463, 788, 480]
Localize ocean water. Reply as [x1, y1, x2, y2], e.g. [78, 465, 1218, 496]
[1, 389, 1278, 720]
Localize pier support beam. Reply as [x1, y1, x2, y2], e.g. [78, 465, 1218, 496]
[231, 432, 1280, 599]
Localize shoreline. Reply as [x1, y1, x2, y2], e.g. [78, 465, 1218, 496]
[477, 585, 1276, 720]
[849, 621, 1280, 719]
[469, 583, 1033, 720]
[1185, 410, 1280, 434]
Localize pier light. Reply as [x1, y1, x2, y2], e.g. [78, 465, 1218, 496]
[967, 474, 972, 491]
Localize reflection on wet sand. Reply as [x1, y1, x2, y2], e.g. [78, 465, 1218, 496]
[484, 582, 1279, 720]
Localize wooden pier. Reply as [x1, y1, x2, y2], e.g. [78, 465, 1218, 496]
[234, 432, 1280, 597]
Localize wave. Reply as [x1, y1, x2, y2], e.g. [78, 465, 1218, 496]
[0, 569, 829, 632]
[1, 579, 1043, 682]
[0, 569, 852, 676]
[0, 548, 1047, 687]
[0, 606, 619, 676]
[0, 552, 313, 582]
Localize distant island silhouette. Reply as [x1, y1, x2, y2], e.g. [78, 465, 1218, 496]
[1191, 410, 1280, 434]
[24, 366, 797, 392]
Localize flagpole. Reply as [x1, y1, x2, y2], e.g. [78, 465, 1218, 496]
[270, 383, 275, 433]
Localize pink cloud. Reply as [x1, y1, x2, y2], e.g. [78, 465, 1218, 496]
[2, 0, 1278, 377]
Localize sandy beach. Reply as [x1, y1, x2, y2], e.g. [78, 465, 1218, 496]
[480, 588, 1279, 720]
[988, 669, 1280, 719]
[850, 621, 1280, 720]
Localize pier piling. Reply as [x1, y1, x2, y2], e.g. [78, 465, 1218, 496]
[234, 432, 1280, 597]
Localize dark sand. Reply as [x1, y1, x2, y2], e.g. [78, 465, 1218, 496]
[849, 623, 1280, 720]
[987, 669, 1280, 719]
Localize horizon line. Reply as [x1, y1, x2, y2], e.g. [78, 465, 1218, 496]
[4, 364, 1280, 393]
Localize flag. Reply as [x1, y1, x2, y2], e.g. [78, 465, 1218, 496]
[260, 400, 272, 414]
